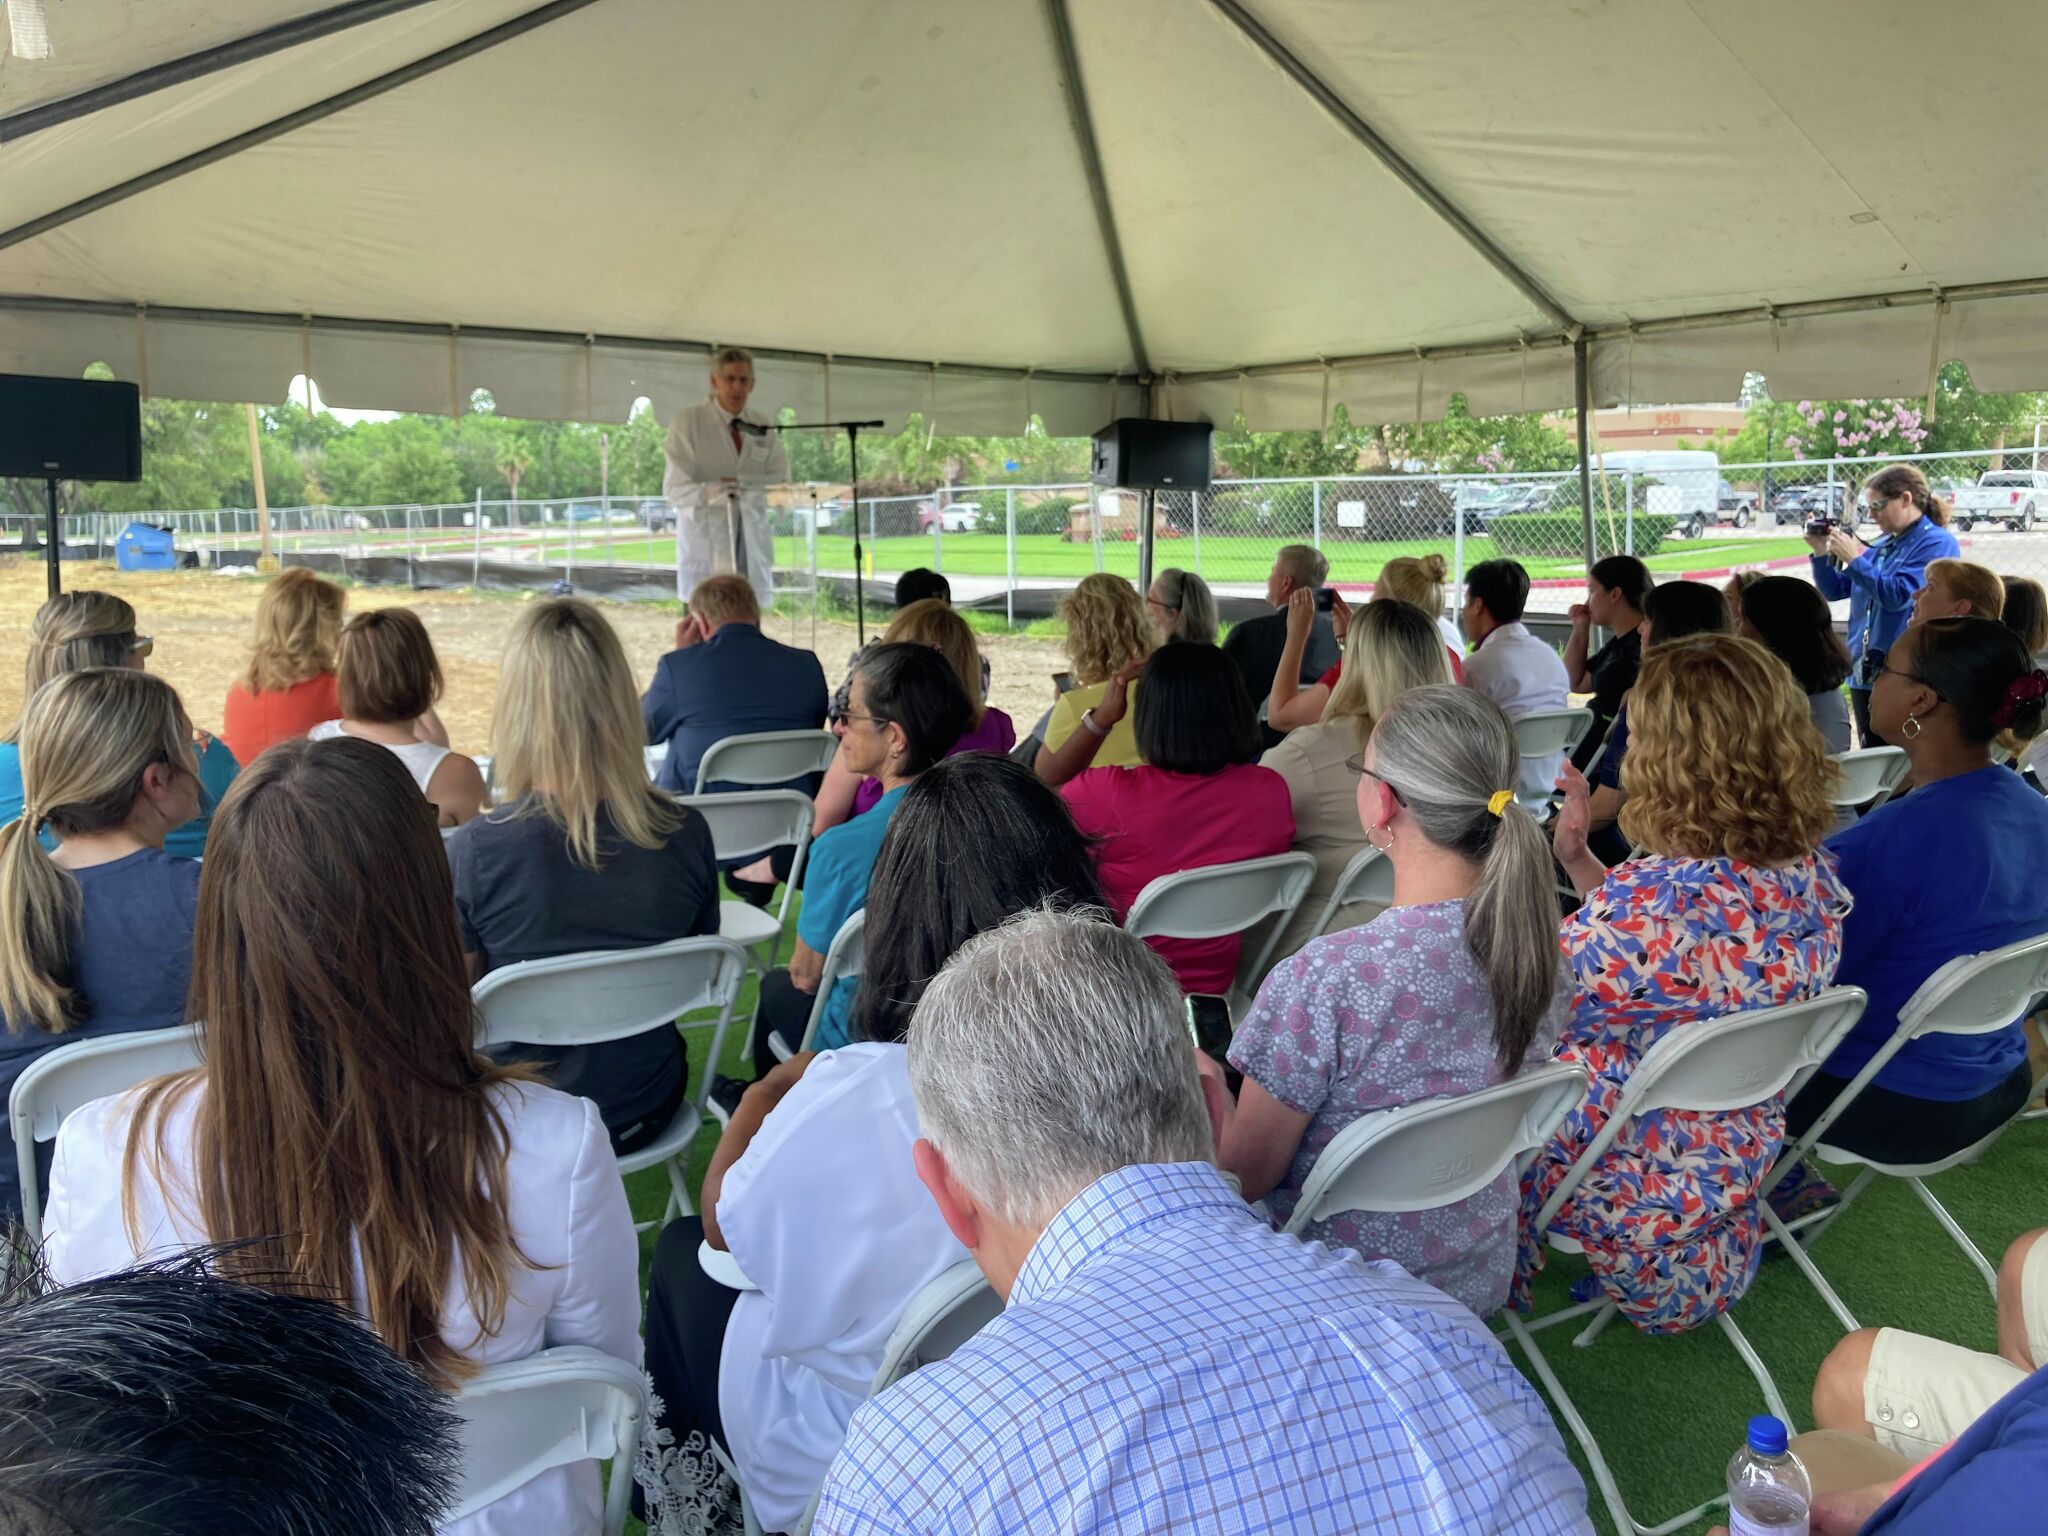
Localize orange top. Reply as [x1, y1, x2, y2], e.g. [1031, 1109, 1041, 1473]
[221, 672, 341, 766]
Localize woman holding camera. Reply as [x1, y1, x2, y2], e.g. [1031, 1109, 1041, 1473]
[1808, 463, 1959, 747]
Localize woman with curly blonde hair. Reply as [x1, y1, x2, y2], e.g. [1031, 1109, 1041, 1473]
[1035, 573, 1155, 774]
[221, 568, 346, 766]
[1516, 633, 1850, 1335]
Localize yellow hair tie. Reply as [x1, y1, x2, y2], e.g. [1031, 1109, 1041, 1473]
[1486, 789, 1515, 817]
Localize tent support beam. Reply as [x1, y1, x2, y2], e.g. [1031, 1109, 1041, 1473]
[1203, 0, 1574, 334]
[1041, 0, 1151, 379]
[0, 0, 440, 144]
[1573, 334, 1596, 572]
[0, 0, 609, 255]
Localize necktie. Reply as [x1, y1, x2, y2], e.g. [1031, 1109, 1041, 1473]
[729, 418, 743, 455]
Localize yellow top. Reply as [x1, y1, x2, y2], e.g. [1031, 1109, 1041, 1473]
[1045, 681, 1145, 768]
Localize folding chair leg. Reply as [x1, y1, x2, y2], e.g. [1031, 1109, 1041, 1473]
[1572, 1300, 1620, 1348]
[1716, 1312, 1793, 1429]
[1501, 1311, 1641, 1536]
[1906, 1176, 1999, 1297]
[603, 1420, 638, 1536]
[1759, 1204, 1862, 1333]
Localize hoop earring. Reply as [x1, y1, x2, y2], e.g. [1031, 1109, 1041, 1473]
[1367, 825, 1393, 852]
[1900, 714, 1922, 740]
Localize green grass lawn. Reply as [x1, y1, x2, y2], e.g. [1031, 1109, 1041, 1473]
[629, 889, 2046, 1536]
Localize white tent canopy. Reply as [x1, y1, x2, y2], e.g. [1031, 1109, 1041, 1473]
[4, 0, 2048, 435]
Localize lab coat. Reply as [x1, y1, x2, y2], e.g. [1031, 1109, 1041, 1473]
[663, 398, 788, 603]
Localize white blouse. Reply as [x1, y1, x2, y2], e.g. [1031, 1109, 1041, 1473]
[44, 1078, 641, 1536]
[715, 1043, 965, 1532]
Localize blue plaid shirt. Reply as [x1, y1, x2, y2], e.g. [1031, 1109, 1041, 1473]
[813, 1162, 1592, 1535]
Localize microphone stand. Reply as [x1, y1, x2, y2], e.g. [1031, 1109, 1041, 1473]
[780, 419, 884, 645]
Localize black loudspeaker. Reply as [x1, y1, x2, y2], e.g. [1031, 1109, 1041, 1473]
[0, 373, 143, 482]
[1090, 417, 1212, 492]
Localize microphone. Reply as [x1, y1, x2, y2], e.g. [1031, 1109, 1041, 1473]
[730, 417, 771, 438]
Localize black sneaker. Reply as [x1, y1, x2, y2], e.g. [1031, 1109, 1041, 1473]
[708, 1074, 751, 1120]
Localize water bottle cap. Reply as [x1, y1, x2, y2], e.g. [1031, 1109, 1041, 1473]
[1747, 1415, 1789, 1456]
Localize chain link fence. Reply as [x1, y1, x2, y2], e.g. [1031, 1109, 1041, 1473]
[24, 441, 2048, 621]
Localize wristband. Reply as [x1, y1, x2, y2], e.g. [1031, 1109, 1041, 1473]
[1081, 707, 1111, 738]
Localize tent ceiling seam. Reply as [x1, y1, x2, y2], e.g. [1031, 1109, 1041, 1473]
[0, 0, 610, 255]
[1203, 0, 1574, 335]
[0, 0, 440, 144]
[1040, 0, 1151, 378]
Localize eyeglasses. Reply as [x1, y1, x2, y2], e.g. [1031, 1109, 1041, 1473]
[1862, 493, 1894, 516]
[128, 633, 153, 659]
[1343, 755, 1407, 804]
[842, 711, 889, 731]
[1876, 661, 1940, 696]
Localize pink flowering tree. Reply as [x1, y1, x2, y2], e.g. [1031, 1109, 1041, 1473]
[1782, 397, 1929, 462]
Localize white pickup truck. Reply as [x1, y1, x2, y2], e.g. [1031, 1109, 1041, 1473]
[1951, 470, 2048, 532]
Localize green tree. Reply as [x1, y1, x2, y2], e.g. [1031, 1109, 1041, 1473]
[1378, 395, 1575, 474]
[1213, 405, 1371, 479]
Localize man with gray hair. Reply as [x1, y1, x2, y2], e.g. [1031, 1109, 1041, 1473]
[812, 909, 1592, 1535]
[1221, 542, 1339, 747]
[662, 344, 788, 605]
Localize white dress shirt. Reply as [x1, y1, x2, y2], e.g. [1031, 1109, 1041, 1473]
[716, 1043, 965, 1532]
[1436, 613, 1466, 655]
[44, 1079, 641, 1536]
[664, 397, 790, 605]
[1461, 620, 1572, 801]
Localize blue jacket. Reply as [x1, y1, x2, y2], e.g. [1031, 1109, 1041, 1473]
[1810, 514, 1959, 683]
[641, 623, 828, 794]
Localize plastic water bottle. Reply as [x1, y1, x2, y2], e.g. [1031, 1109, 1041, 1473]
[1726, 1415, 1811, 1535]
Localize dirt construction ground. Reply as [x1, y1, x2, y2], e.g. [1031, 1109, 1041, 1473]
[0, 561, 1071, 759]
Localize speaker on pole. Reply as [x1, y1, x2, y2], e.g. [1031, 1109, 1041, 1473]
[0, 374, 145, 599]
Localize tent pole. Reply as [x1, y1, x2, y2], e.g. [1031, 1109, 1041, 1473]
[1573, 335, 1596, 569]
[43, 478, 60, 600]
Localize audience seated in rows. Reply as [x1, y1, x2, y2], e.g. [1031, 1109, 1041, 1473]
[1238, 598, 1452, 991]
[1736, 575, 1856, 754]
[312, 607, 486, 826]
[1144, 566, 1218, 646]
[643, 574, 828, 798]
[220, 566, 345, 765]
[0, 669, 202, 1222]
[1911, 557, 2004, 626]
[1265, 554, 1467, 734]
[745, 644, 971, 1073]
[1532, 634, 1848, 1332]
[448, 597, 719, 1155]
[636, 756, 1105, 1533]
[811, 909, 1591, 1534]
[824, 568, 988, 732]
[1034, 572, 1155, 771]
[1224, 545, 1340, 748]
[0, 1251, 459, 1536]
[2001, 574, 2048, 666]
[1771, 617, 2048, 1216]
[44, 734, 639, 1536]
[0, 591, 236, 858]
[1564, 555, 1650, 770]
[1042, 641, 1294, 996]
[808, 599, 1013, 835]
[1223, 686, 1572, 1316]
[1459, 558, 1571, 802]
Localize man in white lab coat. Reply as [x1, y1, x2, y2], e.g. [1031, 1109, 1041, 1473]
[663, 345, 788, 604]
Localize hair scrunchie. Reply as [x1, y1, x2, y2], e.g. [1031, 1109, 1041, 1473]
[1991, 669, 2048, 729]
[1486, 789, 1515, 817]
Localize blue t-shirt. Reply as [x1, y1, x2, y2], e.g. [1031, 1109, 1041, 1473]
[1824, 765, 2048, 1099]
[0, 846, 200, 1220]
[0, 736, 238, 861]
[1864, 1361, 2048, 1535]
[796, 784, 907, 1052]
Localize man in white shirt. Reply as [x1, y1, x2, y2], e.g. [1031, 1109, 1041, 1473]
[1460, 558, 1571, 803]
[663, 345, 789, 605]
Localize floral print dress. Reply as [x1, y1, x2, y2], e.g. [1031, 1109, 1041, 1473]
[1514, 852, 1850, 1334]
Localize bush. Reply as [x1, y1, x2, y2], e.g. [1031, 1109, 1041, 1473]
[1488, 510, 1677, 559]
[1015, 495, 1078, 537]
[1200, 487, 1274, 535]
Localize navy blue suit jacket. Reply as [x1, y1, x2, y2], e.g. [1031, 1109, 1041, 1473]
[642, 624, 829, 794]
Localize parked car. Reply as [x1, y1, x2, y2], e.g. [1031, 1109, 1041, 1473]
[1716, 479, 1759, 528]
[918, 501, 981, 533]
[638, 498, 675, 532]
[1770, 483, 1854, 527]
[1951, 470, 2048, 532]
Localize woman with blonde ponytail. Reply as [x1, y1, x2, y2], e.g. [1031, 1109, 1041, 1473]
[1220, 685, 1570, 1317]
[0, 668, 202, 1220]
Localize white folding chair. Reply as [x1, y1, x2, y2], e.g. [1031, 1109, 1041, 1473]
[1829, 745, 1909, 814]
[1123, 852, 1316, 1015]
[693, 728, 838, 794]
[1509, 707, 1594, 812]
[10, 1025, 204, 1243]
[674, 790, 813, 974]
[1760, 934, 2048, 1331]
[760, 908, 866, 1073]
[1499, 987, 1868, 1536]
[471, 936, 751, 1226]
[698, 1255, 1000, 1536]
[1284, 1060, 1588, 1236]
[1302, 844, 1394, 944]
[447, 1346, 646, 1536]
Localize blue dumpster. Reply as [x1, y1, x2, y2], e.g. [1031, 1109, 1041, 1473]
[114, 523, 177, 572]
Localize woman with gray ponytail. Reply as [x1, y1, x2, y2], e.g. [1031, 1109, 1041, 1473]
[0, 668, 202, 1222]
[1220, 685, 1570, 1316]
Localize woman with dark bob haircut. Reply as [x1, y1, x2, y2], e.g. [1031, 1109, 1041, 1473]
[637, 754, 1106, 1533]
[1049, 640, 1294, 993]
[1737, 574, 1855, 752]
